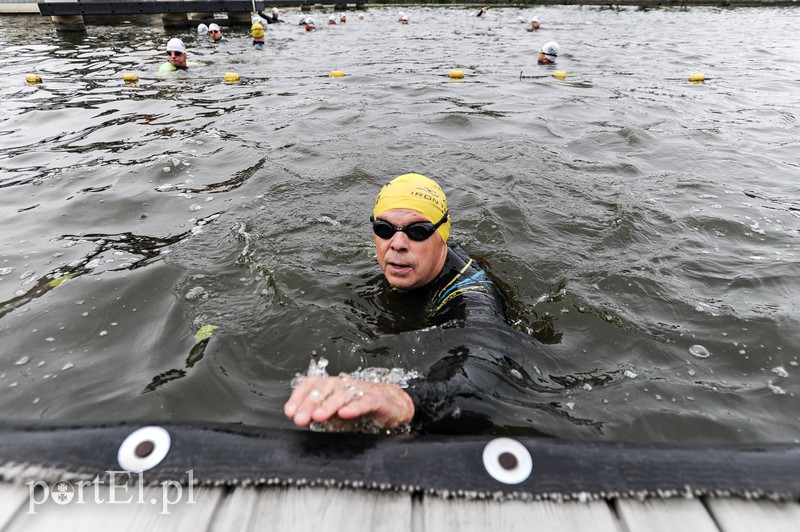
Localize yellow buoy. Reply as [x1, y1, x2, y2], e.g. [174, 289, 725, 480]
[25, 73, 42, 84]
[224, 72, 240, 83]
[449, 69, 464, 79]
[552, 71, 567, 80]
[689, 73, 705, 83]
[122, 72, 138, 83]
[330, 70, 345, 78]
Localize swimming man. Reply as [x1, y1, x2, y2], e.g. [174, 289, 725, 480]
[158, 38, 191, 73]
[284, 174, 508, 433]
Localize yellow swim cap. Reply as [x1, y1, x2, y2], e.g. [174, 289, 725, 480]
[251, 22, 265, 38]
[373, 173, 450, 242]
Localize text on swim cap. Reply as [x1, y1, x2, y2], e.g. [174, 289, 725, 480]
[410, 190, 445, 209]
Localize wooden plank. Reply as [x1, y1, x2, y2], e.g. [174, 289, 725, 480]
[706, 499, 800, 532]
[616, 498, 720, 532]
[4, 485, 222, 532]
[420, 497, 620, 532]
[211, 485, 413, 531]
[0, 4, 40, 15]
[209, 485, 283, 531]
[263, 487, 412, 532]
[0, 484, 29, 529]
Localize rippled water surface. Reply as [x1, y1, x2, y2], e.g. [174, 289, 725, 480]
[1, 6, 798, 443]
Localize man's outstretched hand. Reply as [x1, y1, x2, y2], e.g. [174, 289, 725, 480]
[284, 374, 414, 431]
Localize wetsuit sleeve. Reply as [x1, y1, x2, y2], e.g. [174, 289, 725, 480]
[405, 375, 493, 434]
[258, 10, 278, 23]
[402, 337, 543, 434]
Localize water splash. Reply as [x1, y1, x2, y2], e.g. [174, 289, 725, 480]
[291, 357, 420, 434]
[689, 345, 711, 358]
[772, 366, 789, 378]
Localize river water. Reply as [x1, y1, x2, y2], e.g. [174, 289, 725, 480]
[0, 6, 798, 444]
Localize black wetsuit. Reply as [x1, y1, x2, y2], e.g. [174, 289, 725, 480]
[257, 10, 284, 24]
[401, 245, 516, 434]
[420, 245, 506, 326]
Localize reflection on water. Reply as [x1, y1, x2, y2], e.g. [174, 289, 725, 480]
[0, 6, 798, 443]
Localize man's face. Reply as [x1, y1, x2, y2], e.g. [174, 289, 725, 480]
[168, 50, 187, 68]
[373, 208, 448, 292]
[210, 28, 222, 41]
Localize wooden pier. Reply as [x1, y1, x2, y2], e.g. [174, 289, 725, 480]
[29, 0, 365, 30]
[2, 481, 800, 531]
[35, 1, 300, 31]
[3, 0, 798, 27]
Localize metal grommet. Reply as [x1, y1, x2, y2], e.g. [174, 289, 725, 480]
[117, 426, 171, 472]
[482, 437, 533, 484]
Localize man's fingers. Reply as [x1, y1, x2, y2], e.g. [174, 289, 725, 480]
[285, 376, 363, 426]
[284, 376, 414, 430]
[285, 376, 336, 425]
[311, 385, 366, 422]
[283, 376, 320, 417]
[338, 384, 413, 428]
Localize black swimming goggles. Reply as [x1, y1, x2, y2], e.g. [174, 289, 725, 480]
[370, 211, 448, 242]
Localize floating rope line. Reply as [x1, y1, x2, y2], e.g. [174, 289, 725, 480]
[0, 422, 798, 501]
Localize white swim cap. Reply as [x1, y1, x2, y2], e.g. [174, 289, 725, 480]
[401, 15, 408, 21]
[541, 41, 559, 59]
[272, 7, 279, 14]
[197, 23, 208, 34]
[305, 17, 316, 26]
[166, 38, 186, 53]
[208, 23, 220, 32]
[530, 16, 540, 23]
[517, 16, 525, 23]
[329, 15, 335, 21]
[298, 14, 306, 24]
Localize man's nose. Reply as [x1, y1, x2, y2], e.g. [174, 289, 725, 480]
[389, 232, 410, 250]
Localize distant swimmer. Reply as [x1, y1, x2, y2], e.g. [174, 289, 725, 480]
[258, 7, 284, 24]
[158, 38, 197, 74]
[358, 13, 365, 21]
[197, 23, 208, 35]
[340, 13, 347, 23]
[328, 15, 337, 25]
[397, 11, 405, 21]
[527, 16, 541, 31]
[298, 14, 306, 25]
[400, 14, 409, 24]
[208, 23, 228, 43]
[303, 17, 317, 31]
[476, 7, 489, 17]
[538, 41, 559, 64]
[252, 21, 265, 48]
